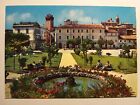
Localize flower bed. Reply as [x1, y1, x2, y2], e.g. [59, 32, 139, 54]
[10, 66, 134, 98]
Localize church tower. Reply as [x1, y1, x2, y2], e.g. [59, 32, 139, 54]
[116, 16, 120, 24]
[45, 14, 54, 31]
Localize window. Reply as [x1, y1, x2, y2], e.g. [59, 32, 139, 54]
[82, 36, 84, 39]
[73, 36, 75, 39]
[26, 29, 29, 34]
[100, 30, 102, 33]
[73, 30, 75, 33]
[59, 30, 61, 33]
[17, 29, 20, 33]
[67, 36, 69, 39]
[59, 36, 61, 39]
[120, 40, 122, 42]
[78, 30, 80, 33]
[78, 36, 80, 38]
[86, 30, 88, 33]
[92, 30, 94, 33]
[67, 29, 69, 33]
[92, 36, 94, 39]
[81, 29, 83, 33]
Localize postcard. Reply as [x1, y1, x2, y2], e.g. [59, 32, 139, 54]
[0, 0, 140, 105]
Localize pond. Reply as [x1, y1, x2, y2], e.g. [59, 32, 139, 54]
[42, 77, 105, 98]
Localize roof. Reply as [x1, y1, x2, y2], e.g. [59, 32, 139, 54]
[106, 29, 117, 33]
[120, 35, 136, 40]
[13, 22, 40, 28]
[56, 24, 104, 29]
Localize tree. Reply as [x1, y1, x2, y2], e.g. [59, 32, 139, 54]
[97, 37, 105, 48]
[80, 41, 88, 66]
[42, 56, 47, 66]
[122, 44, 131, 58]
[5, 32, 30, 70]
[66, 39, 75, 48]
[107, 40, 114, 48]
[89, 56, 93, 66]
[74, 48, 81, 55]
[74, 38, 81, 47]
[26, 46, 33, 57]
[45, 44, 59, 67]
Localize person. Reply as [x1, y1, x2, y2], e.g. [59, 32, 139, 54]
[95, 60, 103, 69]
[102, 61, 112, 70]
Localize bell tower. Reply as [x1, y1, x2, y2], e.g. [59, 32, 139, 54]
[116, 16, 120, 24]
[45, 14, 54, 31]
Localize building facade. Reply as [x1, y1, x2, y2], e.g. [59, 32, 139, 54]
[54, 19, 105, 48]
[13, 22, 41, 49]
[12, 14, 136, 49]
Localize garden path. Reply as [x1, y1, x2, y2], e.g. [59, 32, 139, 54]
[5, 72, 22, 98]
[59, 49, 77, 67]
[59, 49, 137, 96]
[108, 71, 137, 96]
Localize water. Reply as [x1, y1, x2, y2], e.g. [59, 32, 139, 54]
[43, 77, 103, 92]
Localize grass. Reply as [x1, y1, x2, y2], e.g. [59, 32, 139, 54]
[5, 52, 62, 73]
[72, 53, 137, 74]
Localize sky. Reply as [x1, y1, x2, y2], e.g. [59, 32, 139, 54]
[6, 6, 136, 29]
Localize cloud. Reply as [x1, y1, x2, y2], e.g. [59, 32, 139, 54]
[20, 13, 31, 20]
[6, 13, 17, 23]
[6, 12, 32, 24]
[58, 9, 99, 24]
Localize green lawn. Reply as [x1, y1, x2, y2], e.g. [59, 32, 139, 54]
[5, 52, 62, 73]
[72, 53, 137, 74]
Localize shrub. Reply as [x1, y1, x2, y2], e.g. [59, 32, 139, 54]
[89, 52, 94, 55]
[18, 58, 27, 70]
[89, 56, 93, 66]
[74, 48, 81, 55]
[42, 56, 47, 66]
[118, 62, 122, 70]
[106, 53, 111, 56]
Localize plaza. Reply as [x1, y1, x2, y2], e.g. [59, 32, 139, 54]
[5, 49, 137, 98]
[5, 6, 137, 98]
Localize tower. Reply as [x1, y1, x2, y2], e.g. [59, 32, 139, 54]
[45, 14, 54, 31]
[116, 16, 120, 24]
[45, 14, 54, 45]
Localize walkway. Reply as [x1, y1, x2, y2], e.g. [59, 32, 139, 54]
[5, 72, 22, 98]
[59, 49, 77, 67]
[59, 49, 137, 96]
[108, 71, 137, 96]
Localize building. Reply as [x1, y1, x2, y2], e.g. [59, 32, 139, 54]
[54, 20, 105, 48]
[101, 16, 136, 48]
[12, 14, 136, 49]
[44, 14, 55, 45]
[13, 22, 41, 49]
